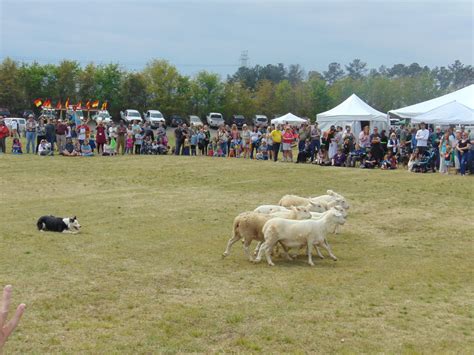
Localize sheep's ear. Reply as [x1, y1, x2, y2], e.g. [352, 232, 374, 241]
[327, 189, 334, 195]
[309, 200, 317, 206]
[291, 206, 297, 212]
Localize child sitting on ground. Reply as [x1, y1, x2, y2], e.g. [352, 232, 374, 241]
[317, 147, 331, 166]
[360, 151, 377, 168]
[332, 148, 346, 167]
[381, 151, 398, 170]
[256, 140, 269, 160]
[11, 138, 23, 154]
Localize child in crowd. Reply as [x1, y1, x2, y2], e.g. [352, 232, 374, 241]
[125, 134, 134, 154]
[182, 137, 190, 156]
[408, 149, 422, 172]
[134, 132, 143, 155]
[256, 140, 268, 160]
[381, 151, 398, 170]
[234, 138, 242, 158]
[348, 144, 365, 167]
[190, 131, 198, 156]
[360, 151, 376, 168]
[331, 148, 346, 167]
[317, 147, 330, 166]
[103, 138, 116, 156]
[88, 133, 96, 151]
[141, 136, 153, 155]
[38, 139, 53, 156]
[81, 139, 94, 157]
[11, 138, 23, 154]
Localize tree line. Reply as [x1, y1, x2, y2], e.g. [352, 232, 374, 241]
[0, 57, 472, 121]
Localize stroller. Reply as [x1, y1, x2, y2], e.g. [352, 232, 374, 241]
[412, 149, 437, 173]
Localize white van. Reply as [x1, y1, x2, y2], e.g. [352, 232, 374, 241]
[144, 110, 165, 128]
[206, 112, 224, 128]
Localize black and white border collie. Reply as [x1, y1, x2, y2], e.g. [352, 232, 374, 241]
[37, 215, 81, 233]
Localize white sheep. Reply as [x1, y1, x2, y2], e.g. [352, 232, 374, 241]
[255, 209, 346, 266]
[222, 206, 312, 261]
[278, 196, 326, 212]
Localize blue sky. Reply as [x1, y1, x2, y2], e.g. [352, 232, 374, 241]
[1, 0, 472, 77]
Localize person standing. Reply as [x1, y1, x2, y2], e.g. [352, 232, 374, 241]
[309, 123, 321, 163]
[174, 124, 184, 155]
[0, 119, 10, 154]
[469, 129, 474, 174]
[270, 124, 282, 162]
[10, 119, 19, 139]
[25, 115, 37, 154]
[298, 123, 310, 152]
[456, 132, 471, 176]
[438, 132, 452, 174]
[116, 121, 127, 155]
[358, 125, 371, 152]
[45, 119, 56, 151]
[55, 119, 67, 153]
[282, 126, 295, 162]
[415, 122, 429, 154]
[96, 121, 107, 154]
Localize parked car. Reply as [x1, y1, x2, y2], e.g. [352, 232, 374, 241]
[231, 114, 246, 129]
[92, 110, 113, 123]
[253, 114, 268, 127]
[21, 110, 35, 119]
[66, 109, 85, 122]
[144, 110, 166, 128]
[189, 115, 203, 128]
[0, 108, 11, 117]
[169, 114, 186, 127]
[206, 112, 224, 128]
[39, 108, 58, 121]
[390, 118, 401, 127]
[4, 118, 26, 136]
[120, 109, 143, 123]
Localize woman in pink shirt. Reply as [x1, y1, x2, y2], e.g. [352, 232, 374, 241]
[282, 126, 295, 162]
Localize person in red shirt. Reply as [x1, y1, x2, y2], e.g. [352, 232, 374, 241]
[0, 118, 10, 154]
[95, 121, 107, 154]
[55, 119, 68, 152]
[282, 126, 295, 162]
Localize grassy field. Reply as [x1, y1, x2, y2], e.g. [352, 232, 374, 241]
[0, 153, 472, 353]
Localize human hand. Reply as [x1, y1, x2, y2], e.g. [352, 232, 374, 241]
[0, 285, 25, 351]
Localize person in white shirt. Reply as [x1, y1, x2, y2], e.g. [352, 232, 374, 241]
[415, 122, 430, 153]
[10, 119, 19, 138]
[38, 139, 53, 156]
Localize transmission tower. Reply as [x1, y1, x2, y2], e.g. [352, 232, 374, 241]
[239, 50, 249, 68]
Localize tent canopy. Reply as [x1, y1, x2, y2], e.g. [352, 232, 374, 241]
[271, 112, 307, 126]
[411, 101, 474, 125]
[316, 94, 389, 139]
[389, 84, 474, 119]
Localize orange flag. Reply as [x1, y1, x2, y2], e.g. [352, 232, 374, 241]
[86, 100, 91, 110]
[92, 100, 99, 108]
[101, 101, 108, 110]
[76, 101, 82, 109]
[43, 99, 51, 108]
[56, 101, 62, 109]
[34, 99, 42, 107]
[65, 98, 70, 109]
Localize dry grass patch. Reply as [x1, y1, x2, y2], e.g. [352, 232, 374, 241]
[0, 154, 473, 353]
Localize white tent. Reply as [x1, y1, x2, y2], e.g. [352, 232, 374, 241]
[389, 84, 474, 119]
[271, 112, 308, 126]
[411, 101, 474, 125]
[316, 94, 389, 139]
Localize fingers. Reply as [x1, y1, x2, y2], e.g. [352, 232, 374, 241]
[3, 303, 26, 338]
[0, 285, 12, 327]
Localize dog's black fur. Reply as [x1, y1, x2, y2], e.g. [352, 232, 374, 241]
[37, 215, 79, 233]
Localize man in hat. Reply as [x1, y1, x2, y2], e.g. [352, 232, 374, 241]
[0, 117, 9, 154]
[415, 122, 429, 154]
[25, 114, 37, 154]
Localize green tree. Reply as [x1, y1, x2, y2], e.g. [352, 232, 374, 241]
[323, 62, 345, 85]
[78, 63, 98, 102]
[55, 60, 80, 101]
[95, 63, 123, 116]
[191, 71, 223, 117]
[143, 59, 182, 116]
[221, 81, 254, 121]
[274, 80, 295, 114]
[254, 80, 276, 118]
[345, 59, 367, 80]
[120, 72, 148, 112]
[0, 58, 23, 113]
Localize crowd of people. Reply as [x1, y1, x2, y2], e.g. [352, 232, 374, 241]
[0, 114, 473, 175]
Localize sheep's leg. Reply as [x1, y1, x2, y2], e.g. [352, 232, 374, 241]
[254, 241, 266, 263]
[264, 241, 276, 266]
[307, 241, 315, 266]
[278, 242, 293, 260]
[322, 239, 337, 261]
[223, 234, 241, 257]
[243, 239, 254, 261]
[316, 246, 325, 259]
[253, 241, 262, 256]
